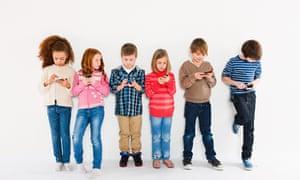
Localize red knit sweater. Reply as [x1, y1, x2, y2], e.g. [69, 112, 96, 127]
[145, 71, 176, 117]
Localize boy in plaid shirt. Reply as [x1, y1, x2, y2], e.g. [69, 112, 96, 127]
[109, 43, 145, 167]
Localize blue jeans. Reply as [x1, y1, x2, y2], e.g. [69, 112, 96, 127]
[183, 102, 216, 161]
[231, 92, 256, 160]
[47, 105, 71, 163]
[150, 116, 172, 160]
[73, 106, 104, 169]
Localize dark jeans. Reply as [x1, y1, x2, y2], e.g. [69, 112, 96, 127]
[231, 92, 256, 160]
[183, 101, 216, 161]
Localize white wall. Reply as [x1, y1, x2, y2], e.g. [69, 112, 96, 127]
[0, 0, 299, 165]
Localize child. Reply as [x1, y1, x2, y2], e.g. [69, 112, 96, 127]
[145, 49, 176, 169]
[109, 43, 145, 167]
[179, 38, 223, 170]
[221, 39, 262, 170]
[72, 48, 110, 178]
[38, 35, 75, 171]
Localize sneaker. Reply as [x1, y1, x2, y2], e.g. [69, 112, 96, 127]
[232, 122, 239, 134]
[163, 160, 174, 168]
[183, 159, 192, 170]
[55, 162, 63, 171]
[64, 163, 72, 171]
[132, 152, 143, 167]
[208, 159, 223, 170]
[119, 152, 129, 167]
[89, 168, 100, 179]
[242, 159, 253, 171]
[77, 164, 87, 174]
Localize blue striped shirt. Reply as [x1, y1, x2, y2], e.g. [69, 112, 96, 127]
[222, 55, 262, 94]
[109, 66, 145, 116]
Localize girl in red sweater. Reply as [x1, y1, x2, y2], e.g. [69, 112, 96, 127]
[145, 49, 176, 169]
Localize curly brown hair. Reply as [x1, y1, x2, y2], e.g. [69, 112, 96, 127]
[38, 35, 75, 68]
[81, 48, 107, 82]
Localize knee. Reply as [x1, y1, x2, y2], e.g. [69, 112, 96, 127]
[183, 133, 195, 140]
[162, 134, 170, 143]
[152, 134, 161, 143]
[202, 134, 213, 141]
[72, 134, 80, 145]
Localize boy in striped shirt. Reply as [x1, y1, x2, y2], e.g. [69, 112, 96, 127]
[222, 39, 262, 170]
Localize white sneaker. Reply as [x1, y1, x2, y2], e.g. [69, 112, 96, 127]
[89, 168, 100, 179]
[183, 159, 192, 170]
[55, 162, 63, 171]
[77, 164, 87, 174]
[64, 163, 72, 171]
[183, 164, 192, 170]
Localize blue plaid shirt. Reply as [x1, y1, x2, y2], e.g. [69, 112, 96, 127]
[109, 66, 145, 116]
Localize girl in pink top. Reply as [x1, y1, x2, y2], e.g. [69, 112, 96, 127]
[145, 49, 176, 169]
[72, 48, 109, 178]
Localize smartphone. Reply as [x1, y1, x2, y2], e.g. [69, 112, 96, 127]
[85, 74, 92, 78]
[246, 84, 253, 88]
[163, 74, 169, 78]
[203, 70, 213, 74]
[55, 77, 64, 81]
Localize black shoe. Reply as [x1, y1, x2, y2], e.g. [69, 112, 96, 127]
[208, 159, 223, 170]
[119, 152, 129, 167]
[183, 158, 192, 170]
[132, 152, 143, 167]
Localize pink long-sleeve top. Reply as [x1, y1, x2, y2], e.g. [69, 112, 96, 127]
[145, 71, 176, 117]
[72, 70, 110, 109]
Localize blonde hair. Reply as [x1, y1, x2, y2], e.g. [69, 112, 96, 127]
[151, 49, 171, 73]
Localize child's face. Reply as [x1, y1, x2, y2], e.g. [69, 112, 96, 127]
[53, 51, 67, 66]
[92, 53, 102, 70]
[156, 56, 168, 72]
[191, 50, 205, 62]
[121, 54, 136, 69]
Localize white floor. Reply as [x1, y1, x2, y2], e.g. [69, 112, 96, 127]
[1, 157, 298, 180]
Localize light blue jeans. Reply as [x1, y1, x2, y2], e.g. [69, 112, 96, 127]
[73, 106, 104, 169]
[150, 116, 172, 160]
[47, 105, 71, 163]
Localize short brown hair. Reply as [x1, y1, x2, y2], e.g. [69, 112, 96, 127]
[151, 49, 171, 72]
[190, 38, 208, 55]
[121, 43, 137, 57]
[241, 40, 262, 60]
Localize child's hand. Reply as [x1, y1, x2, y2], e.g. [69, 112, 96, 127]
[194, 72, 205, 80]
[234, 81, 248, 89]
[117, 79, 128, 91]
[158, 75, 170, 84]
[57, 78, 71, 89]
[44, 74, 58, 87]
[130, 81, 142, 91]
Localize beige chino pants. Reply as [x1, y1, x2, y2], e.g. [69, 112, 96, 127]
[117, 115, 142, 153]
